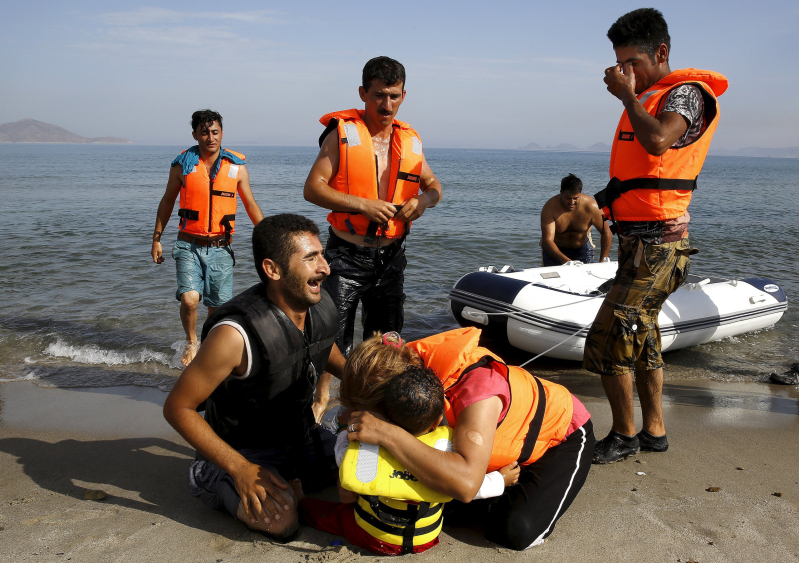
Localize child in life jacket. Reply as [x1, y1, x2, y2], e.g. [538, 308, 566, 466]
[292, 332, 519, 556]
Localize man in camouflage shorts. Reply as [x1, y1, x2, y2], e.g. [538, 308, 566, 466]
[584, 7, 725, 463]
[584, 236, 693, 378]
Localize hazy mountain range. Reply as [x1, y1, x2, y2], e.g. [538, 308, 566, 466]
[520, 142, 611, 152]
[519, 140, 798, 158]
[0, 119, 130, 144]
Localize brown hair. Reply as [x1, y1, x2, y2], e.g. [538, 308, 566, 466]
[339, 333, 422, 413]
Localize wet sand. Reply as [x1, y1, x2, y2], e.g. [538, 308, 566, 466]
[1, 373, 798, 563]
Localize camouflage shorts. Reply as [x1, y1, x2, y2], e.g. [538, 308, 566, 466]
[582, 237, 695, 376]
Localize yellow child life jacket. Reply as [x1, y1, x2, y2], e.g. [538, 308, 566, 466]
[339, 425, 453, 552]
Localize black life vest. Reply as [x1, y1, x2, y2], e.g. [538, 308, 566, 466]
[199, 284, 340, 449]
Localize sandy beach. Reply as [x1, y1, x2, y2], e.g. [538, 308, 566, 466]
[1, 367, 798, 563]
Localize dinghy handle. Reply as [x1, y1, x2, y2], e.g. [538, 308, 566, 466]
[749, 295, 767, 304]
[461, 307, 489, 325]
[688, 278, 711, 291]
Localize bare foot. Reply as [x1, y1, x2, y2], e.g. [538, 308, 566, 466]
[181, 340, 199, 366]
[289, 478, 305, 501]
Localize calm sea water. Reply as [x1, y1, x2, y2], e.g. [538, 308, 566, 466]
[0, 145, 796, 391]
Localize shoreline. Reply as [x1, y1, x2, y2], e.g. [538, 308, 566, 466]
[1, 375, 798, 562]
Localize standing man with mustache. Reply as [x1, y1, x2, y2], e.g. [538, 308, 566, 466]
[304, 56, 443, 356]
[164, 214, 346, 540]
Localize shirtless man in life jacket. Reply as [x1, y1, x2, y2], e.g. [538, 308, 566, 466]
[304, 56, 442, 357]
[540, 173, 611, 266]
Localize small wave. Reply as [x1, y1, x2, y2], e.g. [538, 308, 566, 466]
[43, 339, 172, 367]
[169, 340, 195, 369]
[0, 369, 41, 383]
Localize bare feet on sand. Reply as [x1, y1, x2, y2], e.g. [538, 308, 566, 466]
[289, 479, 305, 501]
[181, 340, 200, 366]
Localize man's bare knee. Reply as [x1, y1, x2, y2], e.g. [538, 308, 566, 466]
[180, 291, 200, 309]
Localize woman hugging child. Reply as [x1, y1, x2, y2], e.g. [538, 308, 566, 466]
[292, 332, 519, 556]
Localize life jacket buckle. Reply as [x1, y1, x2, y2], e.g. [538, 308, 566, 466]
[594, 177, 622, 210]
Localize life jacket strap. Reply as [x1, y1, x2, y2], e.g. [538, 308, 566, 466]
[595, 176, 698, 210]
[178, 208, 200, 220]
[353, 500, 443, 553]
[364, 221, 380, 245]
[517, 376, 547, 464]
[319, 118, 339, 147]
[220, 214, 236, 266]
[178, 208, 199, 230]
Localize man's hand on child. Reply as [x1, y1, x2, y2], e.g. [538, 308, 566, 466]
[499, 461, 520, 487]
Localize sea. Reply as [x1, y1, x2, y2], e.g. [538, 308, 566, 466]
[0, 144, 796, 392]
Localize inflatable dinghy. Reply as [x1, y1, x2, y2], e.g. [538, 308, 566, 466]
[449, 261, 787, 361]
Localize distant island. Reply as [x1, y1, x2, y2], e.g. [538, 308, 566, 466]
[519, 140, 798, 159]
[520, 142, 611, 153]
[0, 119, 130, 144]
[708, 146, 799, 159]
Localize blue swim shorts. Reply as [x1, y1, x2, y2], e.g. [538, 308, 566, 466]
[542, 240, 595, 267]
[172, 239, 234, 308]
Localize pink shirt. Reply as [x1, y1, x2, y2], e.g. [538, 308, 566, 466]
[446, 366, 591, 437]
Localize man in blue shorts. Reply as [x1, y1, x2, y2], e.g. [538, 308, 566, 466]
[151, 110, 264, 365]
[540, 173, 611, 266]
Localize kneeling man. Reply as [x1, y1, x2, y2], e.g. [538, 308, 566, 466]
[163, 214, 345, 538]
[540, 173, 611, 266]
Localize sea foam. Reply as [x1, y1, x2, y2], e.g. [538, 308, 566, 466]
[44, 339, 172, 367]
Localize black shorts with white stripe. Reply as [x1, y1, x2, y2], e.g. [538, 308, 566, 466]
[445, 419, 595, 551]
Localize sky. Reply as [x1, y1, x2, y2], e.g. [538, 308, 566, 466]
[1, 0, 797, 149]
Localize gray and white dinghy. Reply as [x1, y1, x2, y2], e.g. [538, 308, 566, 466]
[449, 261, 788, 361]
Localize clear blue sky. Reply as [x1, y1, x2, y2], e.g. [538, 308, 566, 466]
[1, 0, 797, 149]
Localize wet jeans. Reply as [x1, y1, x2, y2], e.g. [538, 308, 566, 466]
[323, 229, 406, 357]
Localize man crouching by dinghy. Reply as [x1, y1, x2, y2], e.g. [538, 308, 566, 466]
[585, 8, 728, 464]
[163, 214, 346, 539]
[346, 327, 594, 551]
[540, 173, 612, 266]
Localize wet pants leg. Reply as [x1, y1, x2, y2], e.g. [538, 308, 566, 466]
[323, 229, 406, 357]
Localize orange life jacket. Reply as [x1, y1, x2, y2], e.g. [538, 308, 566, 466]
[319, 109, 424, 239]
[177, 149, 246, 237]
[407, 328, 575, 472]
[597, 69, 728, 222]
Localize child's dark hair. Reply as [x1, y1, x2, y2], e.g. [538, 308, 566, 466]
[384, 366, 444, 436]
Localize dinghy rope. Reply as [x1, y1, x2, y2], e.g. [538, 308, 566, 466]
[465, 294, 604, 316]
[518, 322, 593, 368]
[448, 289, 607, 366]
